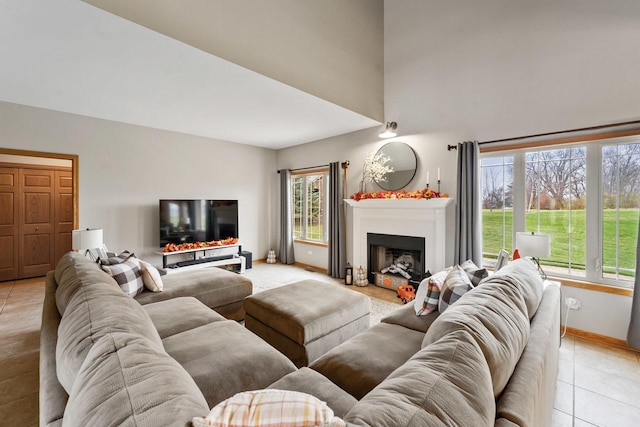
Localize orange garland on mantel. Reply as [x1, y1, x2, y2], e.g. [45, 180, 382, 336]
[350, 188, 448, 201]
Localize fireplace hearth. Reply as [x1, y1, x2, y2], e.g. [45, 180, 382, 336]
[367, 233, 425, 287]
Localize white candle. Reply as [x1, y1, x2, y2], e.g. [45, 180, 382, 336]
[426, 171, 430, 185]
[438, 167, 441, 181]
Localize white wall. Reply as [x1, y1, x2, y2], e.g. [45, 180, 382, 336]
[0, 101, 276, 266]
[82, 0, 384, 122]
[276, 0, 640, 340]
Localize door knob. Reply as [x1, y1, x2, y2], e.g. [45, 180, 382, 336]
[36, 226, 39, 231]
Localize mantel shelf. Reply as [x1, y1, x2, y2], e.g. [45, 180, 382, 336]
[344, 198, 454, 209]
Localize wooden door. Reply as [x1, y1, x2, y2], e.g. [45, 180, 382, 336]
[54, 170, 74, 264]
[0, 167, 19, 281]
[19, 169, 55, 278]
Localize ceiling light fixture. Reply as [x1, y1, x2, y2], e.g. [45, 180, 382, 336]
[379, 121, 398, 138]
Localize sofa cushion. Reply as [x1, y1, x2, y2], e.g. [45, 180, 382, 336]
[381, 302, 440, 333]
[496, 283, 561, 427]
[63, 332, 208, 427]
[193, 389, 345, 427]
[162, 320, 297, 407]
[481, 258, 544, 319]
[142, 296, 226, 339]
[268, 368, 358, 419]
[135, 267, 252, 317]
[310, 322, 424, 400]
[54, 251, 120, 315]
[343, 329, 495, 427]
[56, 282, 163, 394]
[423, 277, 530, 397]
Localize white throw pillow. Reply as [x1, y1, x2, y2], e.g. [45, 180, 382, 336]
[413, 277, 430, 315]
[139, 260, 164, 292]
[193, 389, 345, 427]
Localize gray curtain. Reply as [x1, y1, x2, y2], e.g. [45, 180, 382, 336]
[279, 169, 295, 264]
[328, 162, 346, 278]
[454, 141, 482, 266]
[627, 215, 640, 349]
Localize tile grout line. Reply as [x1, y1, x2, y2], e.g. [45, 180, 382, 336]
[573, 383, 640, 411]
[0, 282, 16, 315]
[571, 337, 576, 427]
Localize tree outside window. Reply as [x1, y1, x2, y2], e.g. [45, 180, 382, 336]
[481, 139, 639, 287]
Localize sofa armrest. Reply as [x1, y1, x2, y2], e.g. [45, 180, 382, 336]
[380, 303, 439, 333]
[39, 272, 68, 427]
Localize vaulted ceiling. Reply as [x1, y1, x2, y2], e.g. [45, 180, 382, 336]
[0, 0, 383, 149]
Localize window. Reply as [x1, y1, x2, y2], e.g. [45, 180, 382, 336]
[480, 156, 513, 265]
[292, 170, 329, 244]
[602, 142, 640, 283]
[481, 137, 640, 287]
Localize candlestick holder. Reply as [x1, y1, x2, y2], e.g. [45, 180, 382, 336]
[437, 179, 441, 193]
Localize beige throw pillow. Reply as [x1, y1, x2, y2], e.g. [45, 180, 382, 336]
[139, 259, 164, 292]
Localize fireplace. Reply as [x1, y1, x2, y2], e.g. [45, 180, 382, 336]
[345, 198, 455, 280]
[367, 233, 425, 287]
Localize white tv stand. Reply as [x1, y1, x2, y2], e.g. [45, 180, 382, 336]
[158, 243, 246, 274]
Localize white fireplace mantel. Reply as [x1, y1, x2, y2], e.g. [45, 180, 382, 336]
[344, 198, 455, 276]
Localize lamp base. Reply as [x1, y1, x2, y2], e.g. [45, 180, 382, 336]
[532, 257, 547, 280]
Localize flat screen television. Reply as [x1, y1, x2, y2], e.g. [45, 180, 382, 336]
[159, 199, 238, 247]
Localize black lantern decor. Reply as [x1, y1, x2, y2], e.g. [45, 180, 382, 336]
[345, 263, 353, 285]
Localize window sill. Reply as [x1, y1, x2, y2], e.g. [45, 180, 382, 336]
[549, 276, 633, 297]
[293, 239, 328, 248]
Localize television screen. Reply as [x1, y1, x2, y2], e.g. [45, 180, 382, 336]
[159, 200, 238, 247]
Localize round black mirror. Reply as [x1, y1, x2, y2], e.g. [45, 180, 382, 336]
[374, 142, 417, 190]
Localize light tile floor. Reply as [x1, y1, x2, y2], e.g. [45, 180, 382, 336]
[553, 335, 640, 426]
[1, 265, 639, 427]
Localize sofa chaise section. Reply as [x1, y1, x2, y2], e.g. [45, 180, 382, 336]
[135, 266, 252, 321]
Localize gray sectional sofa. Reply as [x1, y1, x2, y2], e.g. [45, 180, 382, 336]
[40, 252, 560, 426]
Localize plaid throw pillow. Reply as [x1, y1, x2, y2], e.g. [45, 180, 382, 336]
[460, 259, 489, 286]
[419, 281, 441, 315]
[101, 256, 144, 297]
[428, 267, 452, 290]
[192, 389, 345, 427]
[415, 268, 452, 316]
[438, 265, 474, 313]
[99, 250, 135, 266]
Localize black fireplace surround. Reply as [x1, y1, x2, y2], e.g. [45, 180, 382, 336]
[367, 233, 426, 287]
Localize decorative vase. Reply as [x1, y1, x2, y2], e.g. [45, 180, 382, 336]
[266, 249, 276, 264]
[354, 266, 369, 287]
[359, 180, 367, 193]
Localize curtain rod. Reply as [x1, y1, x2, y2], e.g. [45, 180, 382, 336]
[448, 119, 640, 151]
[478, 119, 640, 146]
[277, 161, 349, 173]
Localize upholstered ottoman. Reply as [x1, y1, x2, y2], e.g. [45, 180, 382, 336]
[244, 280, 371, 367]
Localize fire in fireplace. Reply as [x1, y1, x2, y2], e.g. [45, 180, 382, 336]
[367, 233, 426, 288]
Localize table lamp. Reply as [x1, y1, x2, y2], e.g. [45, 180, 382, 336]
[516, 232, 551, 279]
[72, 228, 104, 261]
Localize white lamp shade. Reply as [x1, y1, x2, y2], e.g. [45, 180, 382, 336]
[72, 229, 103, 251]
[516, 232, 551, 258]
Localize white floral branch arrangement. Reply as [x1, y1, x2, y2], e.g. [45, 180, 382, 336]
[361, 151, 394, 190]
